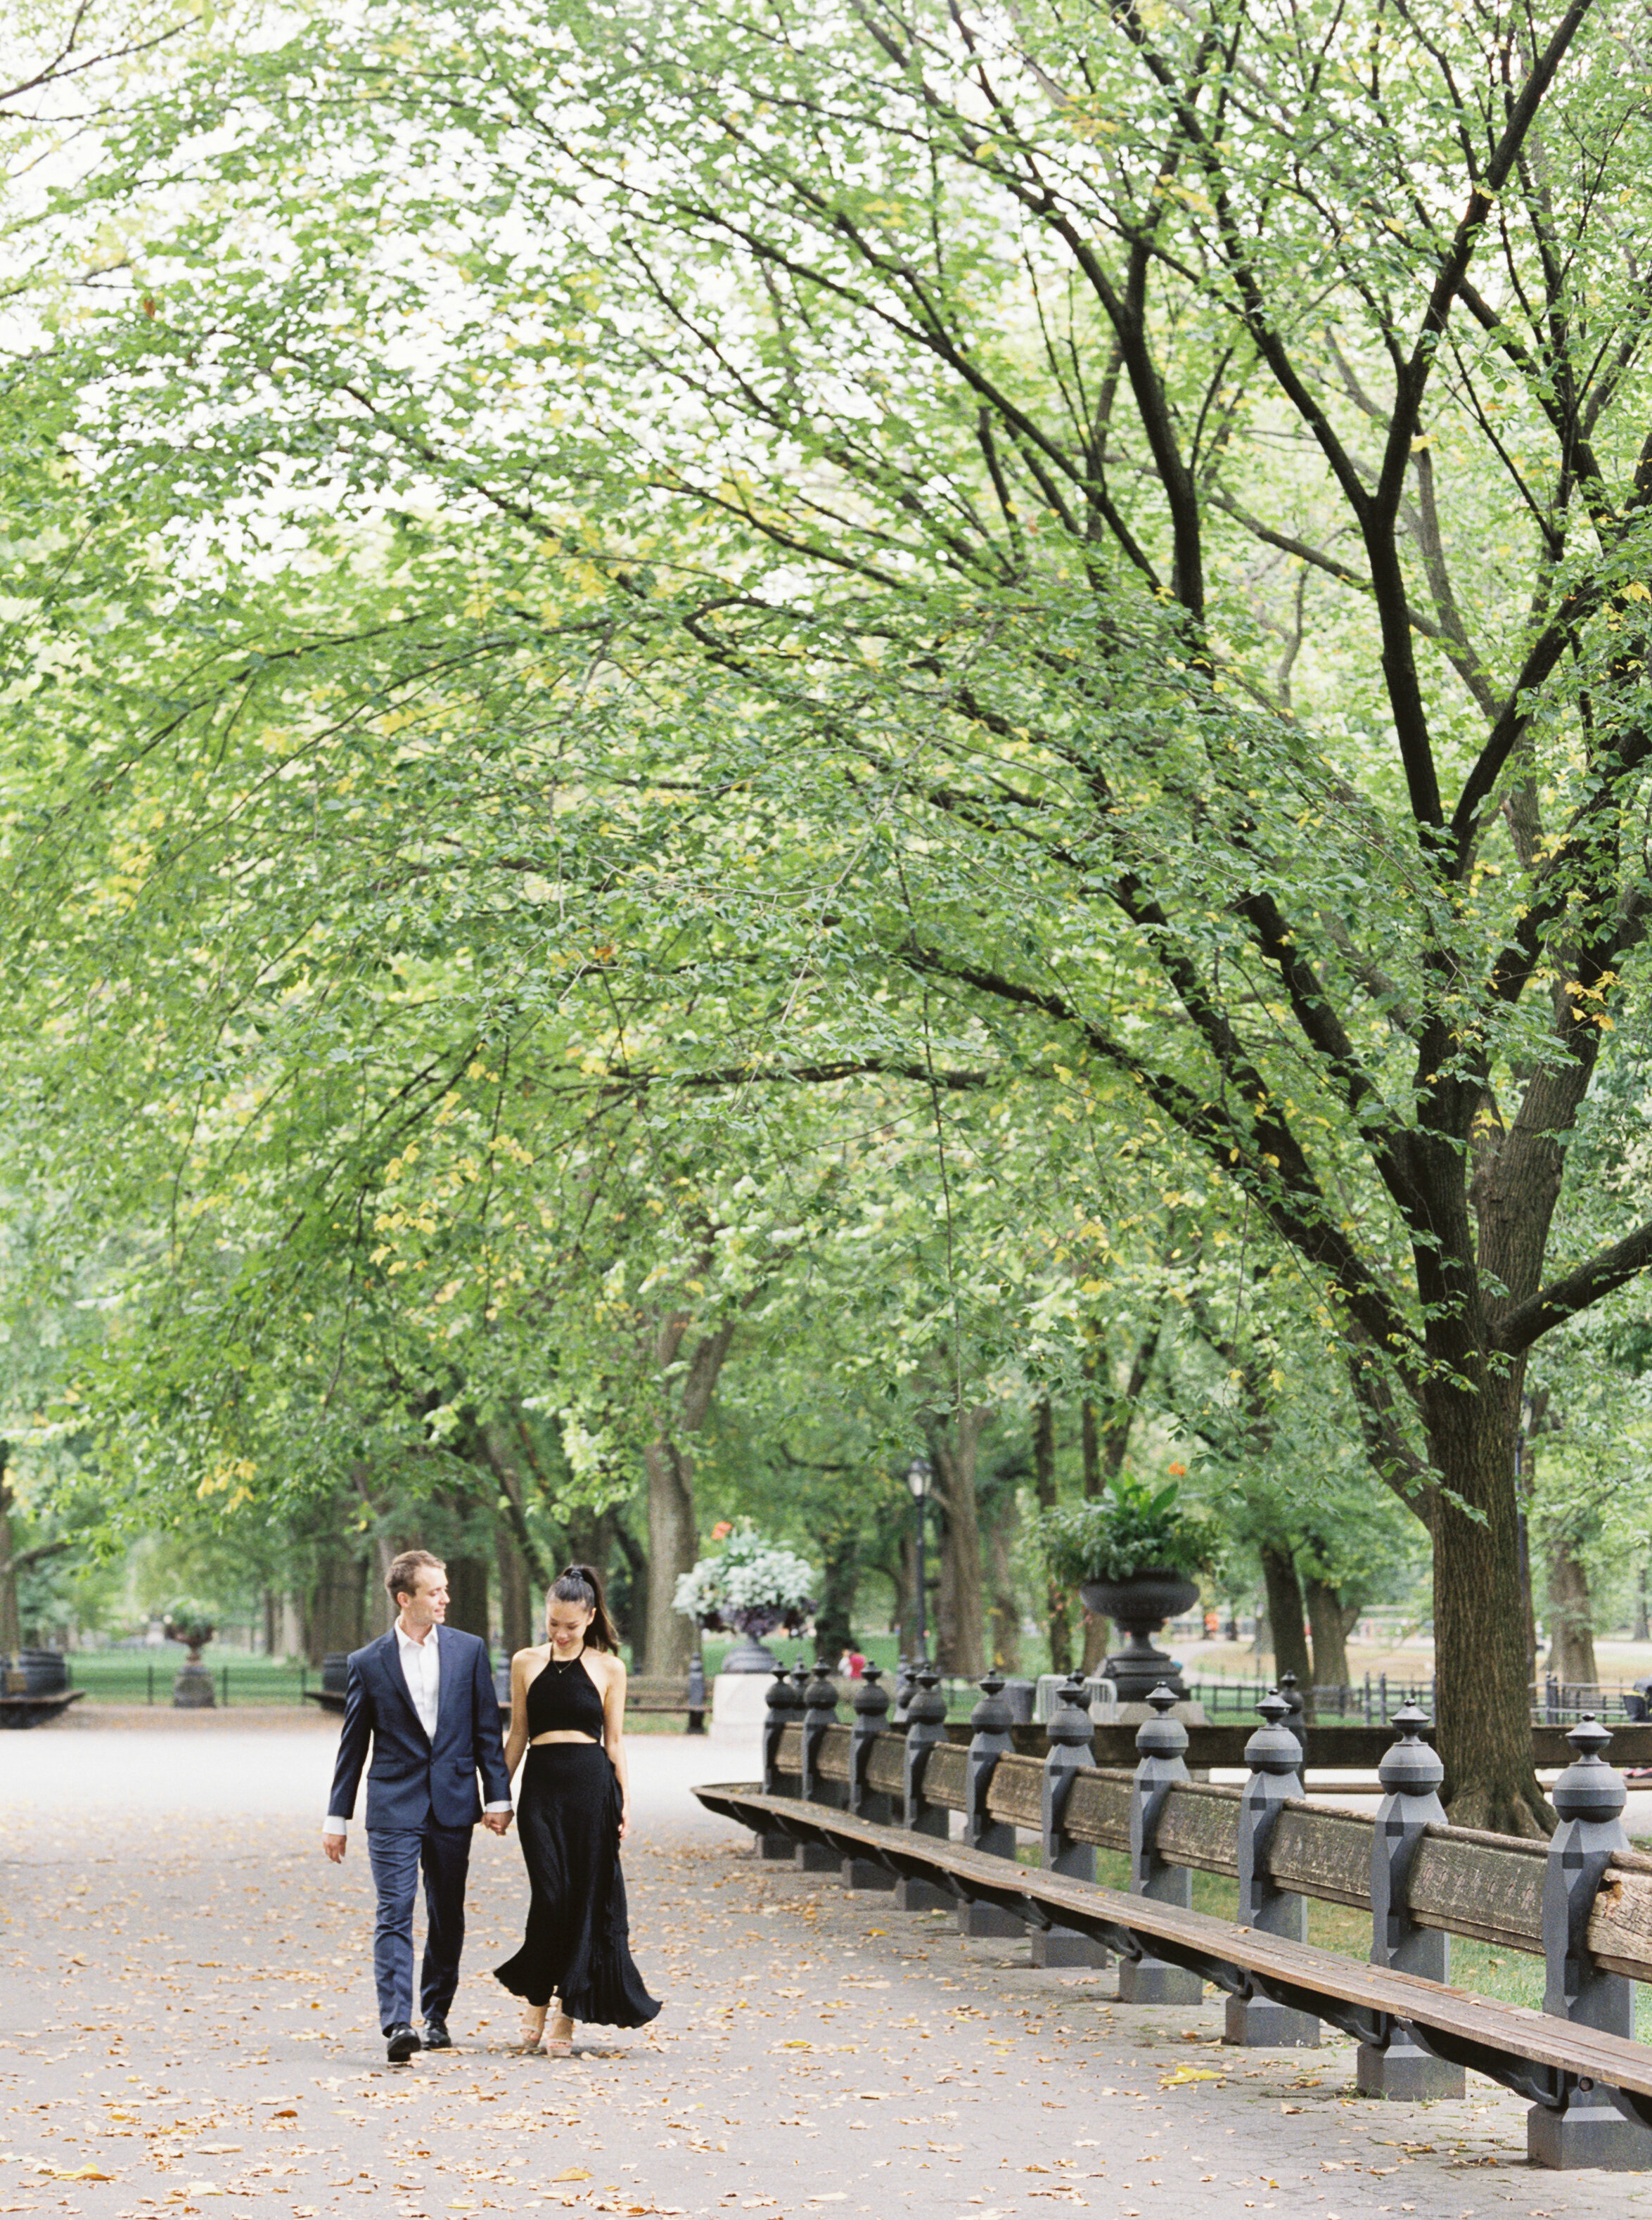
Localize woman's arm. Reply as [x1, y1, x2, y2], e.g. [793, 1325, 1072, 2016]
[504, 1650, 533, 1779]
[600, 1657, 632, 1839]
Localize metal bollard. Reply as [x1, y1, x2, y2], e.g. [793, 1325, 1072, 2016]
[1529, 1717, 1652, 2169]
[1118, 1684, 1203, 2004]
[1355, 1705, 1464, 2098]
[797, 1659, 844, 1873]
[1030, 1672, 1108, 1969]
[1224, 1688, 1319, 2046]
[843, 1664, 896, 1891]
[896, 1664, 952, 1913]
[959, 1669, 1021, 1938]
[759, 1664, 806, 1861]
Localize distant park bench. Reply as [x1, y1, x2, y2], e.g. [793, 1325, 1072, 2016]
[0, 1688, 84, 1729]
[303, 1653, 707, 1733]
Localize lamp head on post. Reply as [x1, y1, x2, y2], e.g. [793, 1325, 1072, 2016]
[906, 1455, 933, 1503]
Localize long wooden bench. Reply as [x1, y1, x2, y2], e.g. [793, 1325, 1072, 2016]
[694, 1778, 1652, 2133]
[304, 1670, 707, 1732]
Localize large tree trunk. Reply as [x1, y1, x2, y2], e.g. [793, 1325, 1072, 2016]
[309, 1546, 366, 1664]
[1032, 1399, 1073, 1676]
[813, 1524, 861, 1663]
[1305, 1578, 1356, 1690]
[495, 1518, 534, 1657]
[1423, 1368, 1549, 1835]
[643, 1439, 698, 1676]
[1259, 1544, 1312, 1694]
[986, 1508, 1021, 1674]
[641, 1317, 737, 1676]
[0, 1459, 19, 1657]
[1544, 1538, 1598, 1689]
[931, 1406, 989, 1678]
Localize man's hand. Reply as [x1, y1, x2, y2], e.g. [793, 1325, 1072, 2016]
[322, 1830, 347, 1864]
[481, 1810, 513, 1835]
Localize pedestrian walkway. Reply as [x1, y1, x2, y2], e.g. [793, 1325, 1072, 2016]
[2, 1719, 1648, 2216]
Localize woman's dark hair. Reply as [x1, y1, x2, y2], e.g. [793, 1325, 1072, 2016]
[547, 1563, 620, 1653]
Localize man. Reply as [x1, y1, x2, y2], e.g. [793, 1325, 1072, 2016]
[323, 1550, 513, 2063]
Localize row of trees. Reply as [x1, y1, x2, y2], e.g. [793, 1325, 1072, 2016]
[3, 0, 1652, 1825]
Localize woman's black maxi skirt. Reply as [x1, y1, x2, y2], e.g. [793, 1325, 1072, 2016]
[493, 1743, 661, 2028]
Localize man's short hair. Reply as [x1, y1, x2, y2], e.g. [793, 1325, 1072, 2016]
[385, 1548, 445, 1605]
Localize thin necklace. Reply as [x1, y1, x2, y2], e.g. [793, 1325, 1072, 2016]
[550, 1645, 585, 1670]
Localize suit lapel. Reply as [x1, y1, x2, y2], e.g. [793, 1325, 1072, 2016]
[432, 1625, 460, 1747]
[378, 1627, 433, 1745]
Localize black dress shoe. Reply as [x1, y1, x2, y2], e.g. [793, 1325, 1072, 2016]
[423, 2020, 452, 2050]
[386, 2022, 421, 2064]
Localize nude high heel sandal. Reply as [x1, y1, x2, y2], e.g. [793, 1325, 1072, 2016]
[517, 2006, 547, 2054]
[546, 2012, 575, 2057]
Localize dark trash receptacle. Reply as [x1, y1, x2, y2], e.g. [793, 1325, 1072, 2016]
[999, 1676, 1036, 1725]
[321, 1651, 350, 1698]
[19, 1649, 67, 1695]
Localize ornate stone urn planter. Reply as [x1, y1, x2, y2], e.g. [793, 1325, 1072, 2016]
[163, 1605, 218, 1709]
[1080, 1572, 1200, 1702]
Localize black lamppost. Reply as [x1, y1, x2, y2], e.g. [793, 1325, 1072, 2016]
[907, 1455, 933, 1667]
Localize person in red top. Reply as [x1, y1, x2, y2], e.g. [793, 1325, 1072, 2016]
[837, 1648, 867, 1679]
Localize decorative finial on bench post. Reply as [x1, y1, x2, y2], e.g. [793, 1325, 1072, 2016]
[895, 1664, 951, 1913]
[1032, 1672, 1106, 1969]
[1356, 1703, 1462, 2100]
[757, 1662, 805, 1861]
[1225, 1688, 1319, 2049]
[1119, 1683, 1201, 2003]
[1531, 1716, 1652, 2169]
[840, 1663, 897, 1894]
[795, 1657, 845, 1873]
[959, 1669, 1020, 1938]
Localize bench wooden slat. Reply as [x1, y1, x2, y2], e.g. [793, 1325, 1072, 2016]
[693, 1783, 1652, 2110]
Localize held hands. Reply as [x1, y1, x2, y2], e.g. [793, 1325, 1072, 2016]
[482, 1810, 513, 1835]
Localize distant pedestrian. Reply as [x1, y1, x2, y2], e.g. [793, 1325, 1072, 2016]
[838, 1648, 867, 1679]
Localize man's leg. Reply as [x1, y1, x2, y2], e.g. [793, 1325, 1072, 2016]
[366, 1829, 422, 2034]
[418, 1823, 474, 2029]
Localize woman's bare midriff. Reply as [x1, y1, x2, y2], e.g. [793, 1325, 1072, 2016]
[530, 1730, 602, 1746]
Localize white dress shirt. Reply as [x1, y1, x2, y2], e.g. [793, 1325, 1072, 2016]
[397, 1620, 442, 1738]
[323, 1622, 510, 1834]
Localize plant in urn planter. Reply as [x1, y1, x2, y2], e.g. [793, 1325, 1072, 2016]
[1037, 1477, 1210, 1702]
[162, 1599, 219, 1709]
[673, 1525, 818, 1673]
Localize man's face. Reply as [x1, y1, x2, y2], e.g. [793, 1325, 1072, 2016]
[399, 1565, 449, 1633]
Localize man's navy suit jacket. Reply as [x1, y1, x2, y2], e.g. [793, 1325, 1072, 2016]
[326, 1625, 512, 1834]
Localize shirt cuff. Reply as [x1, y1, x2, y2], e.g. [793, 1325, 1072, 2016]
[322, 1816, 348, 1835]
[483, 1800, 512, 1814]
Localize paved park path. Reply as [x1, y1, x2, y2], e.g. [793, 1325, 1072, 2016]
[4, 1711, 1650, 2220]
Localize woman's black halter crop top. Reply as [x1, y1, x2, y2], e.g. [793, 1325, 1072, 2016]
[525, 1651, 606, 1739]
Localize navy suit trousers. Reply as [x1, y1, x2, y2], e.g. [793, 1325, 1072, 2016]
[366, 1823, 473, 2032]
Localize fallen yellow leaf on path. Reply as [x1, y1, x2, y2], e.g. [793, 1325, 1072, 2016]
[552, 2167, 594, 2182]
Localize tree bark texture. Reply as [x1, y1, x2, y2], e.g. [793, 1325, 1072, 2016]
[1544, 1539, 1598, 1688]
[931, 1405, 989, 1679]
[0, 1461, 19, 1657]
[1305, 1578, 1357, 1690]
[1032, 1399, 1073, 1676]
[495, 1518, 534, 1656]
[1259, 1544, 1312, 1696]
[641, 1312, 736, 1676]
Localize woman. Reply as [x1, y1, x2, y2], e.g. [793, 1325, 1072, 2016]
[494, 1565, 662, 2053]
